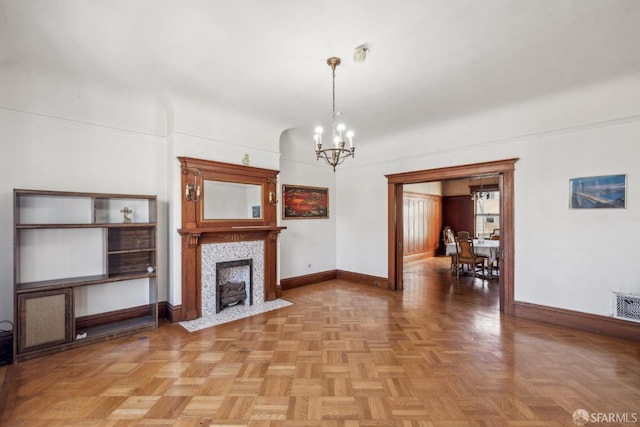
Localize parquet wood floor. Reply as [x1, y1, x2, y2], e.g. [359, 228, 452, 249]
[1, 257, 639, 426]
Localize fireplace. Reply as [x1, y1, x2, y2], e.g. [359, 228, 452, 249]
[201, 239, 264, 317]
[177, 157, 285, 322]
[215, 259, 253, 313]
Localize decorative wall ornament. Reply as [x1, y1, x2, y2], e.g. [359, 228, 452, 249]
[569, 174, 626, 209]
[282, 185, 329, 219]
[120, 206, 132, 223]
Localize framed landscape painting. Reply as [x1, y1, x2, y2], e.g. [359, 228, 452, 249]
[569, 174, 626, 209]
[282, 185, 329, 219]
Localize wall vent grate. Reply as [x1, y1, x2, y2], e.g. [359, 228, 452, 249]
[614, 293, 640, 322]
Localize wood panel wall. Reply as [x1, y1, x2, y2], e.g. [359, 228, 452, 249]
[441, 195, 475, 252]
[402, 192, 442, 257]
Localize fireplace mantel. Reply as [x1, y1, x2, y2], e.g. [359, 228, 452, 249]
[178, 226, 285, 248]
[177, 157, 285, 321]
[178, 226, 285, 321]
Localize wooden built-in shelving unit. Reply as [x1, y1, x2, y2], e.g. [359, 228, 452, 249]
[13, 189, 158, 362]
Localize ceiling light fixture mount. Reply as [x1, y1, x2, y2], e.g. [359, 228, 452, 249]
[353, 44, 369, 63]
[314, 56, 355, 171]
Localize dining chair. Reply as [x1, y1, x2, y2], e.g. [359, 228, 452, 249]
[489, 240, 500, 275]
[457, 230, 471, 241]
[455, 238, 488, 279]
[490, 256, 500, 277]
[443, 226, 457, 271]
[443, 226, 456, 244]
[487, 229, 500, 274]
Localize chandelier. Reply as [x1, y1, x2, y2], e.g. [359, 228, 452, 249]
[313, 57, 355, 171]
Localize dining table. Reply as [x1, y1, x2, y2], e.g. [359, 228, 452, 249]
[445, 239, 500, 278]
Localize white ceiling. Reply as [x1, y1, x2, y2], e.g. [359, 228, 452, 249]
[2, 0, 640, 142]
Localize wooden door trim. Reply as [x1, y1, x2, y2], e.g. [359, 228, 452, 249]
[387, 183, 404, 290]
[386, 158, 518, 314]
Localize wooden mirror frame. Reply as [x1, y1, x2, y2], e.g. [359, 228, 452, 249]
[178, 157, 279, 229]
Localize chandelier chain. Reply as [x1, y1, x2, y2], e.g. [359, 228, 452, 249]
[332, 65, 336, 138]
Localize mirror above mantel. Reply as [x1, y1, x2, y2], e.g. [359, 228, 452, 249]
[178, 156, 281, 229]
[203, 180, 263, 220]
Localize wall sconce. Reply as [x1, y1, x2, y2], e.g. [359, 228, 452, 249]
[184, 167, 201, 201]
[269, 191, 279, 206]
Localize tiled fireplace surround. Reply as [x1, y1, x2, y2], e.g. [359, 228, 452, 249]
[201, 240, 264, 316]
[178, 226, 284, 321]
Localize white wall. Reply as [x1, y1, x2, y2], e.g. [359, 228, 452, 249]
[165, 96, 283, 307]
[405, 182, 443, 195]
[0, 108, 168, 323]
[443, 177, 499, 196]
[165, 131, 281, 307]
[0, 76, 285, 322]
[335, 74, 640, 317]
[0, 69, 167, 137]
[2, 63, 638, 325]
[278, 128, 336, 279]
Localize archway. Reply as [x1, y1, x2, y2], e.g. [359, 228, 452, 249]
[386, 158, 518, 314]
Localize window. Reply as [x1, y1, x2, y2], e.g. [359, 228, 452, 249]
[475, 190, 500, 239]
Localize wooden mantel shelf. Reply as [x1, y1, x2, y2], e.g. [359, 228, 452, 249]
[178, 226, 286, 234]
[178, 226, 286, 249]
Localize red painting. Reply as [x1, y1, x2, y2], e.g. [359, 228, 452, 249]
[282, 185, 329, 219]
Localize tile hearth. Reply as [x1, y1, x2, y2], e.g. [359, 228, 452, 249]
[179, 239, 291, 332]
[179, 298, 292, 332]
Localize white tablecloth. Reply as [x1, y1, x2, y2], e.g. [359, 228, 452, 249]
[445, 239, 500, 265]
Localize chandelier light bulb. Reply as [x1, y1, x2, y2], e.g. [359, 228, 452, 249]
[314, 127, 323, 149]
[336, 123, 346, 141]
[346, 130, 354, 148]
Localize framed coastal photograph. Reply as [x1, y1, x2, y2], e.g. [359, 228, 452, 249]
[282, 185, 329, 219]
[569, 174, 626, 209]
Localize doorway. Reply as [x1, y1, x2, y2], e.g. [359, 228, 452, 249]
[386, 158, 517, 315]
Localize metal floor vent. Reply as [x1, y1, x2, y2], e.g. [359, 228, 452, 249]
[614, 293, 640, 322]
